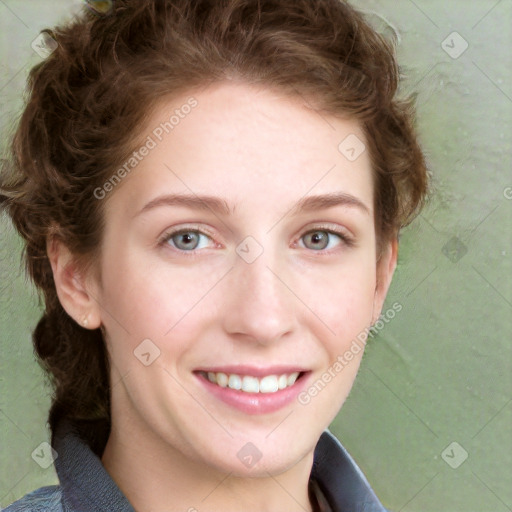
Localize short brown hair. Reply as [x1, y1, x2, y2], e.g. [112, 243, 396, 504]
[0, 0, 428, 451]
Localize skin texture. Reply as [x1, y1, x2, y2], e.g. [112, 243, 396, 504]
[48, 80, 398, 512]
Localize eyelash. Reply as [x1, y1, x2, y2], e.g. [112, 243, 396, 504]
[158, 224, 355, 256]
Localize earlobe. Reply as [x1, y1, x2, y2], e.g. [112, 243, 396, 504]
[371, 237, 399, 325]
[46, 236, 102, 329]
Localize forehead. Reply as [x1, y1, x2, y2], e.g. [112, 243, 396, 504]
[106, 80, 374, 218]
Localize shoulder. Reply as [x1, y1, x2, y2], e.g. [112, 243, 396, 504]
[3, 485, 62, 512]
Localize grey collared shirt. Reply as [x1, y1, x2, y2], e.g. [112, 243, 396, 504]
[4, 418, 391, 512]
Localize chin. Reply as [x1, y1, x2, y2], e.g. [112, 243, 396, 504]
[194, 427, 317, 478]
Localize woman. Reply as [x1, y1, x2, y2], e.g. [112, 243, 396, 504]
[1, 0, 428, 510]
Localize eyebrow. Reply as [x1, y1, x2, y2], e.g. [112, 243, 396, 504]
[135, 191, 370, 218]
[290, 192, 370, 216]
[136, 193, 233, 217]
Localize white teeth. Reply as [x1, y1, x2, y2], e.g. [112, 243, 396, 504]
[204, 371, 302, 393]
[216, 372, 228, 387]
[242, 376, 260, 393]
[259, 375, 279, 393]
[287, 372, 299, 386]
[228, 374, 242, 390]
[278, 374, 288, 390]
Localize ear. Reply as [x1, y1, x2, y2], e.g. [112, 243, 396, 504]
[371, 236, 398, 325]
[46, 236, 102, 329]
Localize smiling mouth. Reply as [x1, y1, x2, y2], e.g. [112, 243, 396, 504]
[197, 370, 306, 394]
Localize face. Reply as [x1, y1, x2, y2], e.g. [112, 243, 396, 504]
[83, 80, 396, 477]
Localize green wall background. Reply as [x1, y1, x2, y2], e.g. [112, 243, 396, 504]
[1, 1, 511, 511]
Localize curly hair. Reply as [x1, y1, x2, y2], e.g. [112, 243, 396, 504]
[0, 0, 428, 453]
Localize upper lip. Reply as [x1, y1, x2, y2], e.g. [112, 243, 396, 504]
[194, 365, 308, 378]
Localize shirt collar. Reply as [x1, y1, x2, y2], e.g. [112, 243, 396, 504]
[311, 428, 389, 512]
[53, 419, 387, 512]
[53, 419, 135, 512]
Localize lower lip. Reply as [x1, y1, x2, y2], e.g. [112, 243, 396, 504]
[195, 372, 310, 414]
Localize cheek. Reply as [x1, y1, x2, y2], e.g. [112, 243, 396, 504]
[294, 264, 377, 421]
[334, 274, 375, 327]
[295, 256, 377, 344]
[98, 249, 223, 352]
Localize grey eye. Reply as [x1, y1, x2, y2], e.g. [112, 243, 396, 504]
[167, 231, 210, 251]
[301, 231, 342, 251]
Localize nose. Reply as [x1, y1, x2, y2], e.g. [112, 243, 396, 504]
[221, 249, 297, 346]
